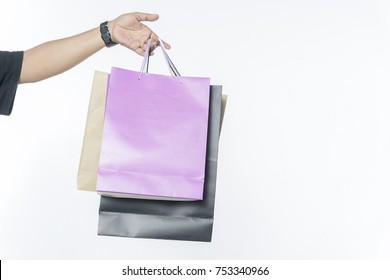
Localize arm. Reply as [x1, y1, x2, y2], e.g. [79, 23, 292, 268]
[19, 12, 169, 84]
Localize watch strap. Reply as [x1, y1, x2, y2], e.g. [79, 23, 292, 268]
[100, 21, 117, 48]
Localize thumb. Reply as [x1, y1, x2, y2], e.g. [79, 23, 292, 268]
[134, 12, 159, 22]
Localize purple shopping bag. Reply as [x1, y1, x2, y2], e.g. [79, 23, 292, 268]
[96, 41, 210, 200]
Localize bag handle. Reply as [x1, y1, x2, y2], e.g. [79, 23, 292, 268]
[139, 38, 181, 79]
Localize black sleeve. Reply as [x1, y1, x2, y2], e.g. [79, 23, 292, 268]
[0, 51, 24, 116]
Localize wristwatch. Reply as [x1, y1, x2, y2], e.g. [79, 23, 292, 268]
[100, 21, 117, 47]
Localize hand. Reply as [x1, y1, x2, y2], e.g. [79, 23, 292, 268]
[109, 12, 170, 56]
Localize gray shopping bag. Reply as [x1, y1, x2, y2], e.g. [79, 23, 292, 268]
[98, 85, 224, 242]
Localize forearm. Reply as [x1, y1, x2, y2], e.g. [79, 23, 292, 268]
[19, 26, 105, 84]
[18, 12, 166, 84]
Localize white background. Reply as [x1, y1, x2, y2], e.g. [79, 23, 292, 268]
[1, 0, 390, 259]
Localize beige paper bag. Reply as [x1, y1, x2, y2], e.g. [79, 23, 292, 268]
[77, 71, 109, 191]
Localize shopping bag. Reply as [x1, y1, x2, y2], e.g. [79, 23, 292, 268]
[98, 85, 224, 242]
[77, 71, 109, 191]
[77, 72, 227, 193]
[96, 41, 211, 200]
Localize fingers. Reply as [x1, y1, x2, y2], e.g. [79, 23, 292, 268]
[159, 39, 171, 50]
[134, 12, 159, 22]
[132, 39, 171, 57]
[147, 37, 170, 51]
[120, 35, 171, 57]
